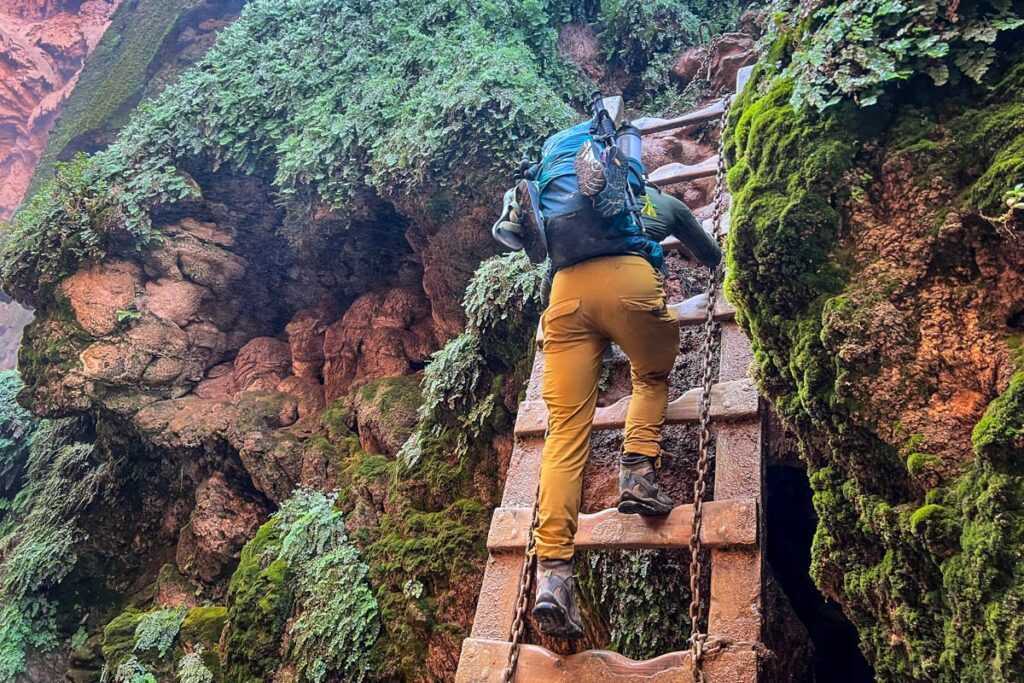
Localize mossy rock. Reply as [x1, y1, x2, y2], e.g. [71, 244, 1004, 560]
[177, 606, 228, 680]
[100, 607, 175, 678]
[345, 374, 424, 457]
[728, 33, 1024, 681]
[223, 518, 294, 683]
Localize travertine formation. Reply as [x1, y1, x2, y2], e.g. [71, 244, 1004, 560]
[0, 0, 120, 219]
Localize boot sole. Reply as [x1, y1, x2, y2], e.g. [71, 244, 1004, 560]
[618, 497, 673, 516]
[533, 602, 583, 639]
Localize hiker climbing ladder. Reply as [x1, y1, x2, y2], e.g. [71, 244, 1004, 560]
[456, 66, 764, 682]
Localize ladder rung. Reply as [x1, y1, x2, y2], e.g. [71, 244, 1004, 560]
[456, 638, 759, 682]
[634, 100, 726, 135]
[514, 377, 758, 437]
[535, 293, 735, 347]
[669, 291, 736, 324]
[648, 156, 718, 185]
[487, 498, 757, 551]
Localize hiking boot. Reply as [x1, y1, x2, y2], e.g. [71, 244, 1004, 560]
[575, 139, 606, 196]
[532, 558, 584, 638]
[515, 178, 548, 263]
[491, 186, 524, 251]
[618, 453, 674, 516]
[593, 144, 630, 217]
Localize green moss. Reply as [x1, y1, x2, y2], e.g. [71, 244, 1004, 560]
[729, 35, 1024, 681]
[223, 519, 293, 683]
[358, 497, 489, 678]
[328, 382, 502, 679]
[940, 446, 1024, 679]
[178, 607, 227, 680]
[179, 607, 227, 648]
[972, 370, 1024, 466]
[906, 453, 941, 476]
[319, 401, 354, 443]
[357, 375, 422, 423]
[101, 608, 145, 673]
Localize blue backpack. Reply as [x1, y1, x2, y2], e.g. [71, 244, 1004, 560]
[530, 120, 663, 272]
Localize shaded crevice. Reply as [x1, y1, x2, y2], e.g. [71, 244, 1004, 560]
[766, 464, 874, 682]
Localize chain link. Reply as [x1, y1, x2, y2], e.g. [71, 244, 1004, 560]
[675, 34, 725, 110]
[501, 474, 542, 682]
[688, 87, 733, 683]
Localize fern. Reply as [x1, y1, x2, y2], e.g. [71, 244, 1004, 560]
[0, 391, 105, 683]
[272, 489, 379, 683]
[133, 607, 187, 657]
[113, 656, 156, 683]
[769, 0, 1024, 110]
[175, 648, 213, 683]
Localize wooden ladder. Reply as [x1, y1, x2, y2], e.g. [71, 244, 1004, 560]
[457, 67, 764, 683]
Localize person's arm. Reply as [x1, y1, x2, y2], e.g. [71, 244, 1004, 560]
[644, 186, 722, 268]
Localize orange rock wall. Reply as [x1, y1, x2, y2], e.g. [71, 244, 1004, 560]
[0, 0, 121, 220]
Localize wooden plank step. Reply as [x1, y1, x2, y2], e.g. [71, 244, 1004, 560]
[487, 498, 757, 552]
[634, 99, 726, 135]
[456, 638, 759, 683]
[535, 292, 735, 347]
[649, 156, 718, 185]
[669, 291, 736, 324]
[514, 377, 758, 437]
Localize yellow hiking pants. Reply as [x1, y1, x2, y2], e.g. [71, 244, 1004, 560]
[535, 255, 680, 561]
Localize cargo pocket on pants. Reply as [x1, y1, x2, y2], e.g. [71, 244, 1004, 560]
[542, 297, 582, 349]
[620, 296, 676, 324]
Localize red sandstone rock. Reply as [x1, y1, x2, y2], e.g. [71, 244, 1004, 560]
[322, 287, 435, 400]
[643, 135, 716, 176]
[0, 0, 121, 220]
[144, 277, 209, 327]
[415, 206, 500, 339]
[61, 260, 141, 336]
[175, 472, 266, 584]
[194, 363, 238, 400]
[277, 375, 325, 421]
[233, 337, 292, 392]
[285, 308, 332, 378]
[671, 33, 756, 96]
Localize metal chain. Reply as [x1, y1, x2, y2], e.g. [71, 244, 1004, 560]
[676, 34, 724, 108]
[502, 476, 542, 682]
[688, 89, 733, 683]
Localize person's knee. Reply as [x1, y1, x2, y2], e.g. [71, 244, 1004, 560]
[631, 367, 672, 388]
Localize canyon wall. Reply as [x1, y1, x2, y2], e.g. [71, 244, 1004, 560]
[726, 4, 1024, 680]
[0, 0, 120, 221]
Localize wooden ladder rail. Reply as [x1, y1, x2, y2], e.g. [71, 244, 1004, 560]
[457, 66, 762, 682]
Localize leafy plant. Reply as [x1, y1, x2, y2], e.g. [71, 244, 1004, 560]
[0, 155, 145, 304]
[226, 489, 379, 683]
[113, 655, 156, 683]
[116, 309, 142, 325]
[175, 648, 213, 683]
[463, 252, 545, 365]
[133, 607, 187, 657]
[0, 410, 105, 683]
[769, 0, 1024, 110]
[0, 372, 36, 506]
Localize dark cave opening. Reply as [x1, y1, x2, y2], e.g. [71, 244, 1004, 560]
[766, 465, 875, 682]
